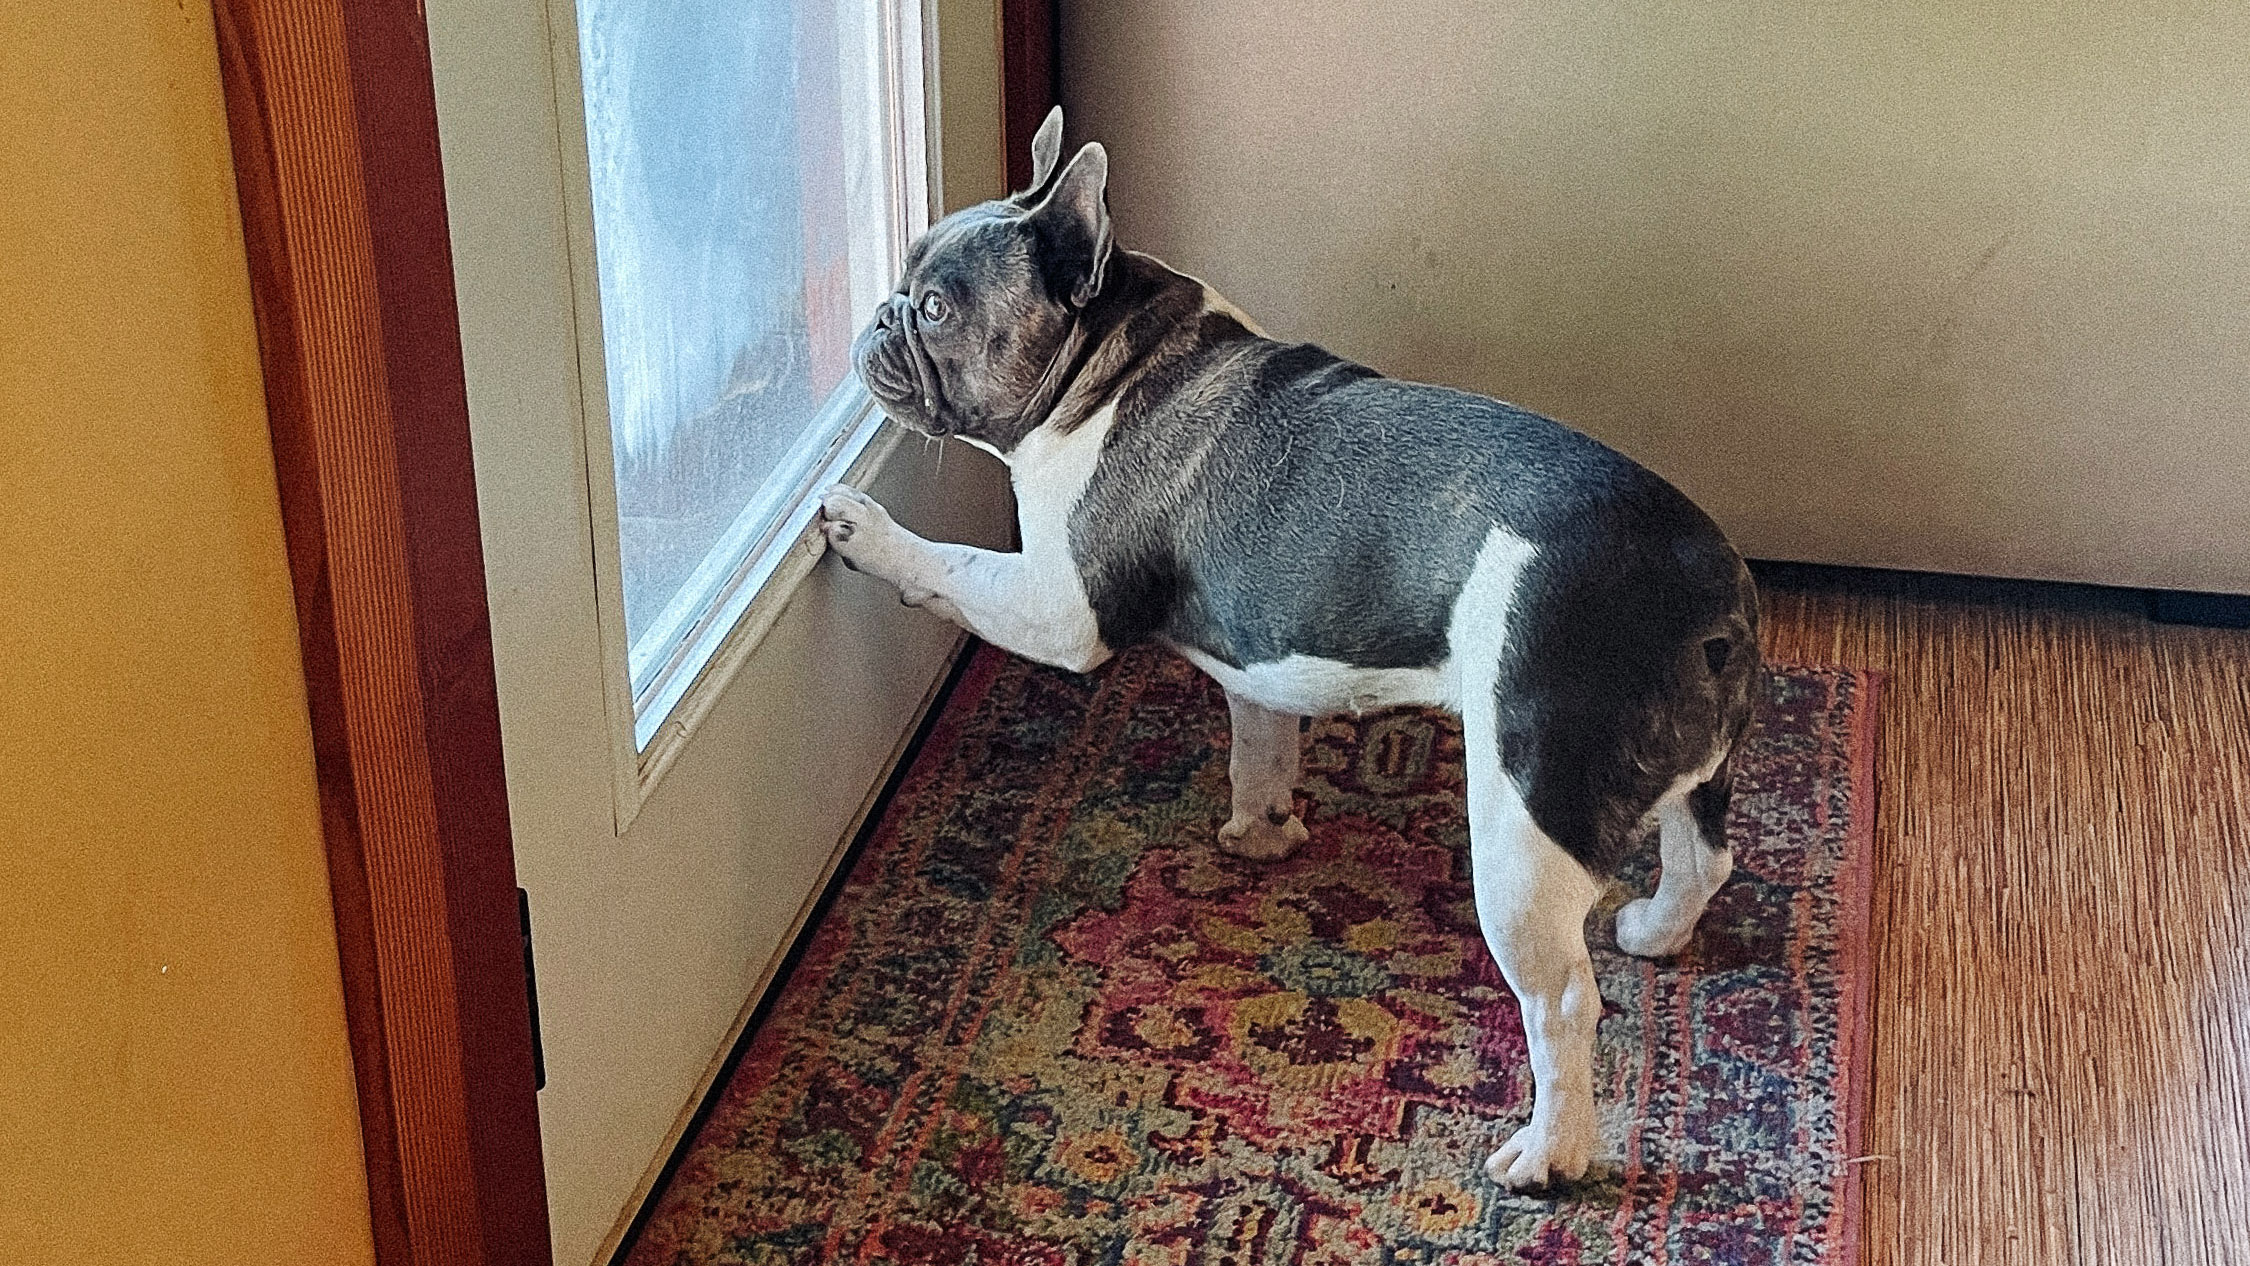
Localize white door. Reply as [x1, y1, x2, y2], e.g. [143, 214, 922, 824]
[423, 3, 1013, 1262]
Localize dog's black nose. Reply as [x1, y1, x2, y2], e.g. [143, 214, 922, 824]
[875, 296, 902, 333]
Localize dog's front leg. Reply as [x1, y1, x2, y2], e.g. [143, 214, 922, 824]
[1217, 692, 1307, 860]
[818, 485, 1111, 674]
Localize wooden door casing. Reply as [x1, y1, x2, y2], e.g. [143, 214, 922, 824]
[213, 2, 550, 1263]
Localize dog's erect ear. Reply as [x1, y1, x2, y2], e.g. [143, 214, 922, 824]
[1018, 105, 1065, 200]
[1025, 141, 1112, 309]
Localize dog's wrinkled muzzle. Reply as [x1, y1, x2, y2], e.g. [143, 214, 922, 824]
[852, 295, 944, 434]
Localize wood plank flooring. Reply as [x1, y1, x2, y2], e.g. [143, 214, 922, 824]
[1754, 564, 2250, 1266]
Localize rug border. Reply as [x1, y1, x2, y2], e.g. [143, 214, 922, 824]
[1841, 666, 1886, 1266]
[1767, 659, 1885, 1266]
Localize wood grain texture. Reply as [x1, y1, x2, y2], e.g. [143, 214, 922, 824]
[212, 2, 550, 1263]
[1756, 564, 2250, 1266]
[1000, 0, 1059, 191]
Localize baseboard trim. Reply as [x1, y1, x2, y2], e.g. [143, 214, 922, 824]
[1747, 558, 2250, 629]
[2148, 589, 2250, 629]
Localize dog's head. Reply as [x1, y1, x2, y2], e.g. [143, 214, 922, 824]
[852, 107, 1112, 453]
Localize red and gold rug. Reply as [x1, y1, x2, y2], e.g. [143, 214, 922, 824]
[627, 644, 1879, 1265]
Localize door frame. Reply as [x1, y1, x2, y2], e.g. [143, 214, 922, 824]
[213, 2, 549, 1263]
[211, 1, 1060, 1262]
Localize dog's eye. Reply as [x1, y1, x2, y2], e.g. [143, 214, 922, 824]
[917, 291, 950, 324]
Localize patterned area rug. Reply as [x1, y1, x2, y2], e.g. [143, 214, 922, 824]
[627, 644, 1878, 1265]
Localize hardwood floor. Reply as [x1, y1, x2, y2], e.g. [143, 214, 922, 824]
[1754, 564, 2250, 1266]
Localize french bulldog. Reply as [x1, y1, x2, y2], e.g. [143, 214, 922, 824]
[821, 108, 1760, 1191]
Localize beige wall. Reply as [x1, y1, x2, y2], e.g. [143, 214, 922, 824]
[1063, 0, 2250, 593]
[0, 4, 375, 1264]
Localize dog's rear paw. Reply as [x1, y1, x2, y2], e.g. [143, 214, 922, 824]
[1484, 1118, 1593, 1191]
[1217, 810, 1306, 860]
[1614, 897, 1694, 959]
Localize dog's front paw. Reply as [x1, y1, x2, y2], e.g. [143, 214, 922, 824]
[819, 485, 930, 599]
[1614, 897, 1694, 959]
[1483, 1112, 1595, 1191]
[818, 484, 892, 552]
[1217, 807, 1307, 861]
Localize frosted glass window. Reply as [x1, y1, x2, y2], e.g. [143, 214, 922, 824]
[573, 0, 919, 722]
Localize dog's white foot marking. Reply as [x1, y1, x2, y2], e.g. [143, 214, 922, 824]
[818, 484, 934, 605]
[1613, 782, 1734, 960]
[817, 484, 894, 553]
[1483, 1108, 1596, 1191]
[1614, 896, 1694, 959]
[1214, 689, 1307, 860]
[1216, 807, 1307, 860]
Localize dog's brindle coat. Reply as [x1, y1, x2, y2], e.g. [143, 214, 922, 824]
[823, 109, 1760, 1190]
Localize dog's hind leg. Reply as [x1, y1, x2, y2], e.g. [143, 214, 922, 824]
[1217, 691, 1307, 860]
[1465, 708, 1603, 1190]
[1614, 765, 1734, 959]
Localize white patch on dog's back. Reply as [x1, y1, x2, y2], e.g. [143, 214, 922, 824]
[1173, 526, 1539, 719]
[1134, 248, 1268, 337]
[1197, 284, 1267, 337]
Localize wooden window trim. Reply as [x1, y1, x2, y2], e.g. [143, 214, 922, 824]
[212, 3, 549, 1263]
[1002, 0, 1061, 192]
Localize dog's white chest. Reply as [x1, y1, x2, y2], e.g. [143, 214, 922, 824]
[1007, 405, 1112, 549]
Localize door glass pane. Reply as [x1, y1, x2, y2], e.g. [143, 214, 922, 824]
[574, 0, 914, 708]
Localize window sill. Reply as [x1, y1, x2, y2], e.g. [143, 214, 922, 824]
[612, 398, 905, 830]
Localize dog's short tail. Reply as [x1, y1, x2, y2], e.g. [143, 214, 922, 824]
[1674, 547, 1763, 760]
